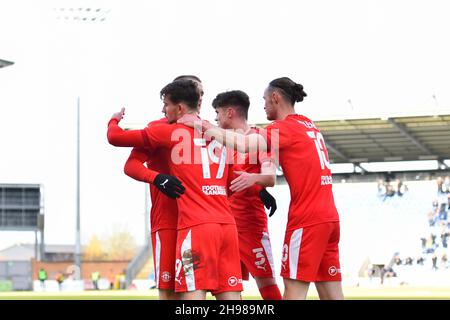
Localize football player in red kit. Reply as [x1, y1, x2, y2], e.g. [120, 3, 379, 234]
[107, 80, 242, 300]
[122, 75, 203, 300]
[212, 90, 282, 300]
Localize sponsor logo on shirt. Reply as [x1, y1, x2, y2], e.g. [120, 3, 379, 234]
[321, 175, 333, 185]
[202, 185, 227, 196]
[328, 266, 341, 276]
[227, 276, 243, 287]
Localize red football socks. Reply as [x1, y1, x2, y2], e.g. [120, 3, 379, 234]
[259, 284, 282, 300]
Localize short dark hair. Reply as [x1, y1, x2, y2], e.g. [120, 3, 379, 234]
[160, 80, 199, 110]
[268, 77, 307, 105]
[173, 75, 202, 83]
[212, 90, 250, 120]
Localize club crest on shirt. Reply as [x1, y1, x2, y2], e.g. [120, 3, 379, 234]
[161, 271, 171, 282]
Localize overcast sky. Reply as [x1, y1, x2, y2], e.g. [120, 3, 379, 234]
[1, 0, 450, 250]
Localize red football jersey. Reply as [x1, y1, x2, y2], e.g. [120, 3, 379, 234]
[264, 114, 339, 231]
[229, 128, 270, 232]
[124, 118, 178, 232]
[144, 122, 236, 229]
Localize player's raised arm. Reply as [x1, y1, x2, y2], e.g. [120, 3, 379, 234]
[107, 108, 149, 147]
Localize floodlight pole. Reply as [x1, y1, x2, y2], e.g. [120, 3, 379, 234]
[53, 7, 110, 280]
[75, 97, 81, 276]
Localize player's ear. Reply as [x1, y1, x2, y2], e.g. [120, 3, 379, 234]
[227, 107, 234, 119]
[272, 91, 279, 104]
[177, 103, 184, 115]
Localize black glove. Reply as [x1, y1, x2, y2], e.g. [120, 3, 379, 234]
[153, 174, 185, 199]
[259, 188, 277, 217]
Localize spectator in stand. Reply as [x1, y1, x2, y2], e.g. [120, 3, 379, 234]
[437, 176, 450, 194]
[428, 200, 439, 226]
[445, 176, 450, 210]
[396, 179, 408, 196]
[394, 255, 402, 266]
[377, 179, 387, 197]
[367, 264, 376, 281]
[384, 181, 396, 198]
[441, 254, 448, 269]
[432, 254, 438, 271]
[420, 236, 427, 250]
[437, 177, 444, 192]
[377, 178, 407, 198]
[380, 266, 396, 285]
[431, 233, 437, 248]
[425, 235, 435, 254]
[438, 202, 448, 221]
[444, 176, 450, 191]
[441, 228, 449, 248]
[437, 177, 449, 208]
[404, 257, 413, 266]
[416, 256, 425, 265]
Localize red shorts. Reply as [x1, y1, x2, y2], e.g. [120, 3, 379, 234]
[174, 223, 243, 294]
[151, 229, 177, 290]
[238, 229, 276, 280]
[280, 222, 341, 282]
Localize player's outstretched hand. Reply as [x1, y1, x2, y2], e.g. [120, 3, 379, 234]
[259, 188, 277, 217]
[176, 114, 199, 128]
[230, 171, 257, 193]
[177, 114, 211, 132]
[111, 107, 125, 122]
[153, 174, 186, 199]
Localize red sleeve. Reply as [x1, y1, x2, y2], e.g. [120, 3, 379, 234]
[107, 119, 149, 147]
[253, 184, 264, 193]
[124, 148, 159, 184]
[258, 150, 274, 165]
[143, 122, 180, 150]
[262, 122, 291, 150]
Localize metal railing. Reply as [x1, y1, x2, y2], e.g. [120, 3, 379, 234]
[125, 243, 151, 289]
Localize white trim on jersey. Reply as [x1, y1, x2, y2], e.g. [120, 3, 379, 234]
[289, 228, 303, 279]
[155, 231, 161, 288]
[261, 232, 276, 278]
[181, 229, 196, 291]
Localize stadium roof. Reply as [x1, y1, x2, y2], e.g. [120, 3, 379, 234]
[315, 114, 450, 168]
